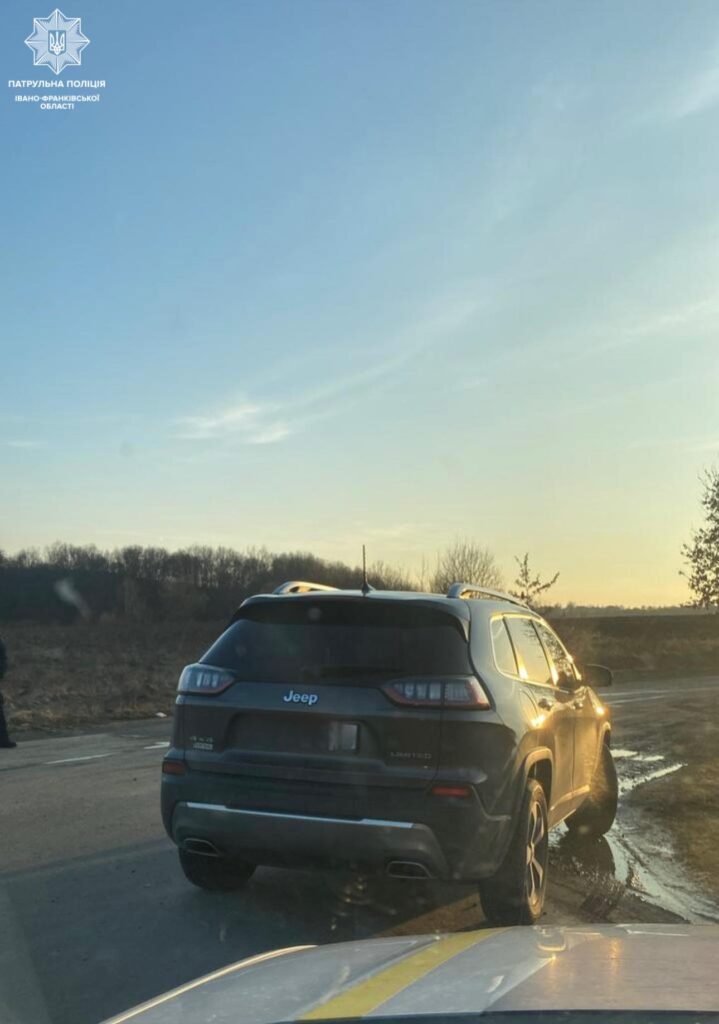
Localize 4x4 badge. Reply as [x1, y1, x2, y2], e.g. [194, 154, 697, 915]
[283, 689, 318, 706]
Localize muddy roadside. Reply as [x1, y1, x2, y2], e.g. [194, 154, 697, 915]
[611, 683, 719, 907]
[541, 677, 719, 925]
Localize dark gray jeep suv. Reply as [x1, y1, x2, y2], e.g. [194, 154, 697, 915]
[161, 581, 617, 923]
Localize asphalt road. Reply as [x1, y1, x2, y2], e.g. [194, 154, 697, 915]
[1, 676, 718, 1024]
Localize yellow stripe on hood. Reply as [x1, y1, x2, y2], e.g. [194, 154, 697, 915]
[302, 929, 504, 1020]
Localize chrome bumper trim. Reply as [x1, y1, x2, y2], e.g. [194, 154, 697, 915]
[185, 801, 415, 830]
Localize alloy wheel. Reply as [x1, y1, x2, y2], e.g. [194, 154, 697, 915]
[526, 798, 548, 911]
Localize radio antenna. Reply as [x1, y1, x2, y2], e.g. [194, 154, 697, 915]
[361, 545, 371, 596]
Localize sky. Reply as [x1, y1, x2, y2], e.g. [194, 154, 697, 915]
[2, 0, 719, 605]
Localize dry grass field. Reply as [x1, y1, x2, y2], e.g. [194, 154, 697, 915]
[0, 613, 717, 732]
[553, 614, 719, 678]
[1, 620, 220, 732]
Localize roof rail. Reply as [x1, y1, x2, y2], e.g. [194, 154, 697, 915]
[273, 581, 340, 595]
[446, 583, 528, 608]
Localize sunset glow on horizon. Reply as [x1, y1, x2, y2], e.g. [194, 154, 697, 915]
[2, 0, 719, 607]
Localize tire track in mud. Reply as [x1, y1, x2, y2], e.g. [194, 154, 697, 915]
[550, 747, 719, 924]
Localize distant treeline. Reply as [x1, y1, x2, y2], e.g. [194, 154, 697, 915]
[1, 542, 712, 624]
[548, 604, 717, 618]
[0, 543, 415, 623]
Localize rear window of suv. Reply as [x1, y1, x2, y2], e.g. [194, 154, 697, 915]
[201, 600, 472, 683]
[490, 616, 519, 676]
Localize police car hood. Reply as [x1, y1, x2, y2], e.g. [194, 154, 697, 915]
[103, 925, 719, 1023]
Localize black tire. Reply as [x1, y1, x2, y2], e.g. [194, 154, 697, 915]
[566, 743, 618, 838]
[179, 849, 256, 891]
[479, 778, 549, 925]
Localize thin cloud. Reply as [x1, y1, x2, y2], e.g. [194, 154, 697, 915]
[174, 293, 485, 446]
[175, 402, 291, 445]
[283, 294, 483, 416]
[668, 60, 719, 119]
[643, 41, 719, 122]
[249, 423, 292, 445]
[555, 292, 719, 367]
[456, 375, 487, 392]
[622, 296, 719, 340]
[3, 440, 46, 449]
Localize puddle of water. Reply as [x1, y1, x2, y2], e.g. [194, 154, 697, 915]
[619, 761, 685, 795]
[613, 754, 719, 920]
[613, 750, 669, 764]
[551, 748, 719, 924]
[606, 816, 719, 922]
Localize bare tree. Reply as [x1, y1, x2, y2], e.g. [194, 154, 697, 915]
[430, 539, 503, 594]
[364, 560, 416, 591]
[511, 553, 559, 605]
[681, 467, 719, 607]
[415, 554, 432, 593]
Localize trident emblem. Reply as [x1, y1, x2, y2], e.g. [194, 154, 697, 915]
[48, 30, 66, 55]
[26, 11, 90, 76]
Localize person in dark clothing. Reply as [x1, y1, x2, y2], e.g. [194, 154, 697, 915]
[0, 635, 16, 748]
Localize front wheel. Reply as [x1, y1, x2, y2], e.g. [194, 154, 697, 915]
[179, 849, 256, 891]
[566, 743, 618, 838]
[479, 778, 549, 925]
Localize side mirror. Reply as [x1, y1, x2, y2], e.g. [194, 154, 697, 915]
[581, 663, 613, 688]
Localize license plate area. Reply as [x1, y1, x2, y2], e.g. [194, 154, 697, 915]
[327, 721, 359, 752]
[230, 714, 359, 755]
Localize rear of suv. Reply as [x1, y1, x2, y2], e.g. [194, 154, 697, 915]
[161, 581, 617, 924]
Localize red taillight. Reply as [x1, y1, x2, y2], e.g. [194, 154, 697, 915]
[431, 785, 472, 798]
[162, 759, 186, 776]
[381, 677, 490, 709]
[383, 679, 443, 706]
[177, 664, 235, 695]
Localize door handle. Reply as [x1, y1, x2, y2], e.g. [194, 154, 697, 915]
[537, 698, 553, 711]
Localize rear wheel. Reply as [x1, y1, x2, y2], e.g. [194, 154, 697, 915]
[179, 849, 256, 891]
[566, 743, 618, 838]
[479, 778, 549, 925]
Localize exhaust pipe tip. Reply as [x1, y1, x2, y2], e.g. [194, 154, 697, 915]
[183, 837, 222, 857]
[386, 860, 433, 879]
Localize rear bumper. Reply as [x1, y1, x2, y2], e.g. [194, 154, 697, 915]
[172, 801, 450, 877]
[162, 768, 514, 881]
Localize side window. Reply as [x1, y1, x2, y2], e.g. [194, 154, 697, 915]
[505, 616, 553, 686]
[535, 622, 577, 688]
[490, 616, 518, 676]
